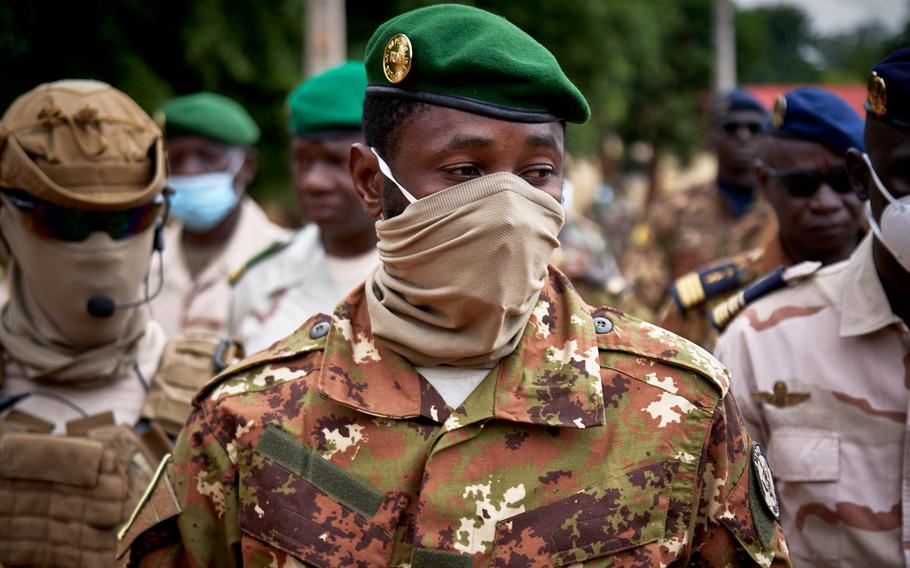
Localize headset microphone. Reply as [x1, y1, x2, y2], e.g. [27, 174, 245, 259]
[86, 217, 166, 318]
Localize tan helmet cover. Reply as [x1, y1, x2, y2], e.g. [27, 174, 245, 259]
[0, 79, 165, 210]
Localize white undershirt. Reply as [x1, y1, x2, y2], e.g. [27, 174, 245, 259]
[415, 366, 492, 409]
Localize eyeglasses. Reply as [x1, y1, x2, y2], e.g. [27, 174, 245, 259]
[722, 122, 764, 135]
[4, 193, 164, 242]
[761, 164, 853, 198]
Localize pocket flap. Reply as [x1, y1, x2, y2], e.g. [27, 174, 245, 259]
[769, 428, 839, 482]
[0, 432, 102, 487]
[239, 427, 392, 568]
[491, 461, 676, 566]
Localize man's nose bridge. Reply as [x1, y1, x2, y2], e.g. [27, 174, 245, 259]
[810, 181, 843, 209]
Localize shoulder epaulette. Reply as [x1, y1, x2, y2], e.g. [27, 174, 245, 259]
[669, 248, 765, 312]
[593, 306, 730, 397]
[228, 239, 291, 286]
[710, 260, 822, 331]
[192, 313, 331, 404]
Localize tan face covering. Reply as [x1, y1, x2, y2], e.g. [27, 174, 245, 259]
[365, 171, 564, 367]
[0, 196, 154, 384]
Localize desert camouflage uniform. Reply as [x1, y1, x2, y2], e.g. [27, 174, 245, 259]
[715, 235, 910, 566]
[120, 268, 790, 567]
[622, 182, 777, 313]
[658, 237, 791, 350]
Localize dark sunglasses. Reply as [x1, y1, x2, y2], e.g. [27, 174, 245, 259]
[761, 164, 852, 198]
[722, 121, 763, 135]
[4, 193, 164, 242]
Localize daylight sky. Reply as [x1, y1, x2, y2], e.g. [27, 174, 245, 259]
[734, 0, 908, 34]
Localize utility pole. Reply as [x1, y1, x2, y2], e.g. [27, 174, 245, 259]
[713, 0, 736, 92]
[304, 0, 346, 79]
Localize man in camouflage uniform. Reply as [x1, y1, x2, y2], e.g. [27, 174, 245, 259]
[622, 89, 776, 313]
[715, 49, 910, 566]
[0, 80, 172, 567]
[121, 6, 790, 567]
[660, 87, 866, 349]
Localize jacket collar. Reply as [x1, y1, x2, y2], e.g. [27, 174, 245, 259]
[316, 267, 604, 429]
[839, 235, 903, 338]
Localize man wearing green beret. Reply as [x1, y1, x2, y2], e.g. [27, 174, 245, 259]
[123, 5, 790, 567]
[150, 92, 288, 338]
[229, 61, 378, 354]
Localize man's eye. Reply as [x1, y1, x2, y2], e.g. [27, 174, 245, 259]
[521, 167, 555, 181]
[444, 165, 481, 177]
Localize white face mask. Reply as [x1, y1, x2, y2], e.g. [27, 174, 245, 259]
[371, 147, 418, 203]
[862, 152, 910, 273]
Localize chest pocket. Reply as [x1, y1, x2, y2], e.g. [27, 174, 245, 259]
[768, 427, 839, 482]
[489, 461, 677, 567]
[238, 427, 392, 568]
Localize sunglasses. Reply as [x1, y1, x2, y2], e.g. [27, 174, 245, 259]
[5, 193, 164, 242]
[761, 164, 852, 198]
[722, 122, 763, 135]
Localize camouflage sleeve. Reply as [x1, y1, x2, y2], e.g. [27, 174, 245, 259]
[689, 393, 791, 567]
[129, 404, 242, 567]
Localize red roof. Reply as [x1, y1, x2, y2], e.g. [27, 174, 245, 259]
[744, 84, 867, 117]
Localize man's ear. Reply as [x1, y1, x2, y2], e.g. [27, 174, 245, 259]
[845, 148, 869, 201]
[349, 143, 383, 218]
[235, 148, 257, 194]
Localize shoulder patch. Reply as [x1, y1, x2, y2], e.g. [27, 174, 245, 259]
[228, 239, 291, 286]
[593, 306, 730, 397]
[192, 313, 331, 404]
[669, 248, 765, 311]
[710, 260, 822, 332]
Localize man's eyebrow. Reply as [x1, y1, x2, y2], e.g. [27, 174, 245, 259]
[526, 134, 560, 153]
[440, 134, 494, 153]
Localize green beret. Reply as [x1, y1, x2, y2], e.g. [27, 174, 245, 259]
[364, 4, 590, 124]
[288, 61, 367, 137]
[159, 92, 260, 146]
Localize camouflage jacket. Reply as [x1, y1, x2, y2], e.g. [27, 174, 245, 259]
[621, 182, 777, 313]
[120, 268, 790, 567]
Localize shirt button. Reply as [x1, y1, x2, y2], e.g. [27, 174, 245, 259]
[593, 316, 613, 334]
[310, 321, 331, 339]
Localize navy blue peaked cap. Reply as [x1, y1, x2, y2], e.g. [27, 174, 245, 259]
[771, 87, 865, 155]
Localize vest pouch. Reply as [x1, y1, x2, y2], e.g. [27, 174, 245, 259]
[0, 424, 153, 567]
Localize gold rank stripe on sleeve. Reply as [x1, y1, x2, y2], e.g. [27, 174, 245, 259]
[710, 290, 747, 331]
[674, 271, 706, 309]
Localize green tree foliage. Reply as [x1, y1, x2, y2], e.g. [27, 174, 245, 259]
[736, 5, 821, 84]
[0, 0, 303, 208]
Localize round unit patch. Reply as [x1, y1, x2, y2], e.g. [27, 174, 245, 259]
[751, 443, 780, 521]
[383, 33, 413, 84]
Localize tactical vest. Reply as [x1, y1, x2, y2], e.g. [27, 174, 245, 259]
[0, 413, 166, 568]
[0, 331, 240, 567]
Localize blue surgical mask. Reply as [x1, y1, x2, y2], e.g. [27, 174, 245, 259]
[166, 157, 243, 232]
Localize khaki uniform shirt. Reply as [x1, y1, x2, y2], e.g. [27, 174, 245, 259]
[121, 268, 790, 567]
[151, 198, 289, 337]
[229, 224, 379, 353]
[716, 235, 910, 566]
[622, 182, 777, 313]
[1, 320, 167, 433]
